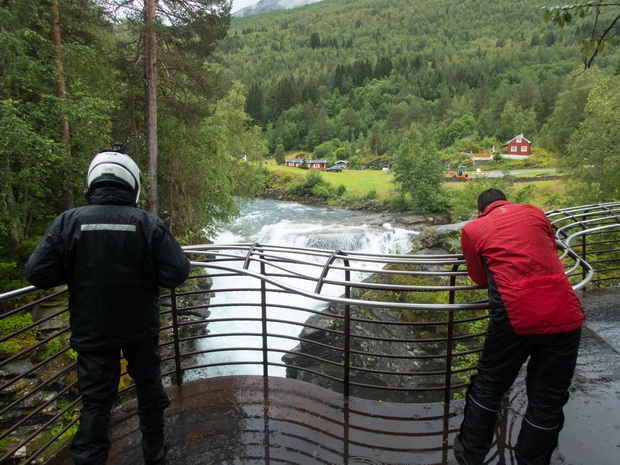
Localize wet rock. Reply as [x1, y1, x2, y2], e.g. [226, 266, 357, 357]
[0, 359, 34, 378]
[283, 220, 471, 402]
[395, 213, 450, 227]
[160, 277, 213, 383]
[413, 221, 467, 254]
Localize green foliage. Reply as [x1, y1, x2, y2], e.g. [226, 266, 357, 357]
[436, 113, 477, 149]
[274, 144, 286, 165]
[0, 0, 256, 262]
[2, 0, 619, 277]
[158, 81, 268, 240]
[562, 75, 620, 204]
[31, 397, 80, 462]
[363, 189, 377, 201]
[217, 0, 620, 166]
[542, 2, 620, 68]
[286, 169, 333, 197]
[0, 313, 36, 338]
[0, 0, 122, 263]
[313, 139, 340, 159]
[0, 262, 28, 293]
[35, 336, 69, 362]
[392, 128, 447, 214]
[0, 312, 38, 355]
[447, 174, 536, 222]
[452, 343, 481, 399]
[310, 184, 331, 198]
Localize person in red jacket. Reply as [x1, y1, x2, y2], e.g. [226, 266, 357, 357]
[453, 189, 584, 465]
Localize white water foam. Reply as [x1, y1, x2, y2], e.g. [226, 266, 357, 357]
[184, 199, 418, 380]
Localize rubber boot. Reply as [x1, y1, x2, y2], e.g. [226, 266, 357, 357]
[455, 394, 499, 465]
[142, 428, 167, 463]
[70, 407, 111, 465]
[515, 417, 560, 465]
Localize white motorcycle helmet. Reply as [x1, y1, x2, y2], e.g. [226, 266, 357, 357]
[86, 150, 141, 204]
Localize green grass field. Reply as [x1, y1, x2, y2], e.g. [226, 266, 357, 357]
[267, 165, 395, 198]
[266, 165, 566, 210]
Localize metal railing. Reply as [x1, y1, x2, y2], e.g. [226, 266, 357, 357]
[548, 202, 620, 285]
[0, 203, 616, 464]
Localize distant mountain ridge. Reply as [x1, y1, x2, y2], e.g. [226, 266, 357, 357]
[233, 0, 324, 17]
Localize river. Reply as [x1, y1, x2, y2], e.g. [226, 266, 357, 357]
[185, 199, 420, 380]
[215, 198, 417, 253]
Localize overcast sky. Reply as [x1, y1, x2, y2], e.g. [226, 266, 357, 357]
[231, 0, 257, 13]
[231, 0, 323, 13]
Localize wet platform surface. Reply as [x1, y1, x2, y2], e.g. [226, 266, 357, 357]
[48, 287, 620, 465]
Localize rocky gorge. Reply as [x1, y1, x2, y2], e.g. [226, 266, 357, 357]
[280, 219, 472, 403]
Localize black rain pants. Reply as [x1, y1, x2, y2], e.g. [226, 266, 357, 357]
[70, 336, 170, 465]
[457, 323, 581, 465]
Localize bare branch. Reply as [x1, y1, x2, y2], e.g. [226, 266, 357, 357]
[586, 12, 620, 67]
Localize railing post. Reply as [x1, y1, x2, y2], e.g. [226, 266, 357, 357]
[170, 288, 183, 386]
[260, 259, 269, 378]
[581, 233, 588, 285]
[444, 265, 458, 408]
[443, 264, 459, 463]
[342, 255, 351, 398]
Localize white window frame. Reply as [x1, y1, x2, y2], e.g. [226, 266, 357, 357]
[511, 146, 517, 152]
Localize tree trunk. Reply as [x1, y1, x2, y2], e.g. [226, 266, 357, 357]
[145, 0, 158, 214]
[1, 152, 22, 247]
[50, 0, 74, 210]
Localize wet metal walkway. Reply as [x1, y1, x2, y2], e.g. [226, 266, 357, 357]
[45, 288, 620, 465]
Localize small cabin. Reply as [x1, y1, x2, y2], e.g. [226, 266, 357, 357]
[502, 134, 531, 157]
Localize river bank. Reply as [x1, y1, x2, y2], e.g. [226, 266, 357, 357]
[260, 185, 452, 228]
[260, 167, 563, 223]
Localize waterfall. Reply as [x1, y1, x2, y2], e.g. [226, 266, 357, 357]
[185, 199, 419, 380]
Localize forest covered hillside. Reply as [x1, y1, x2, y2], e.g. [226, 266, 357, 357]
[213, 0, 620, 166]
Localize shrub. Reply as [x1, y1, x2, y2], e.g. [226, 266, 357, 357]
[448, 174, 525, 221]
[286, 170, 333, 198]
[0, 312, 38, 356]
[363, 189, 377, 200]
[0, 262, 28, 294]
[0, 312, 37, 337]
[311, 184, 331, 197]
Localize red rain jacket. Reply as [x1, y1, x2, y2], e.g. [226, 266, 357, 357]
[461, 200, 584, 335]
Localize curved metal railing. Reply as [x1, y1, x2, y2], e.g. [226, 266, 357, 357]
[548, 202, 620, 285]
[0, 203, 617, 464]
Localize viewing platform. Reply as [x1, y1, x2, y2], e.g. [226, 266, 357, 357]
[1, 202, 619, 465]
[44, 286, 620, 465]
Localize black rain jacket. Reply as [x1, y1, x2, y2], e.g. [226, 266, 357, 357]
[25, 186, 190, 351]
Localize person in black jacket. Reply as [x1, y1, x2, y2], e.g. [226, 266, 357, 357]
[25, 148, 190, 465]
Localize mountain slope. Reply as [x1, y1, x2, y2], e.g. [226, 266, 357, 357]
[233, 0, 324, 17]
[216, 0, 619, 159]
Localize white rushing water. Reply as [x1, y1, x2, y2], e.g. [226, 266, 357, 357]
[185, 199, 419, 380]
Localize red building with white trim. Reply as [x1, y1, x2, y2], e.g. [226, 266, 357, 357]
[502, 134, 532, 157]
[285, 159, 328, 170]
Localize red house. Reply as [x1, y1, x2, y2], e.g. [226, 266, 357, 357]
[503, 134, 531, 157]
[285, 159, 328, 170]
